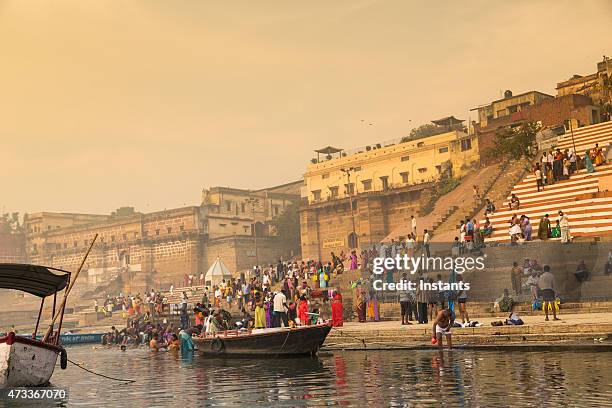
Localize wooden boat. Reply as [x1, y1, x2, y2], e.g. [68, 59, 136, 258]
[192, 322, 332, 357]
[0, 264, 72, 387]
[0, 235, 97, 387]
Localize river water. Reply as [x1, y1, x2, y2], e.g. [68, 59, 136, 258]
[46, 346, 612, 407]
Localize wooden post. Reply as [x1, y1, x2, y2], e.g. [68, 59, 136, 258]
[32, 298, 45, 340]
[43, 233, 98, 341]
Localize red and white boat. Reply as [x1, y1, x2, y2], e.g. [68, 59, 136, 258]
[0, 264, 72, 387]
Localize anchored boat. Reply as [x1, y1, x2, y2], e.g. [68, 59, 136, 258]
[192, 322, 332, 357]
[0, 234, 97, 387]
[0, 264, 72, 387]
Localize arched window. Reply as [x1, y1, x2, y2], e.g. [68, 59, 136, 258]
[347, 232, 358, 249]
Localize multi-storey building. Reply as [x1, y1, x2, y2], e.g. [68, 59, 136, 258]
[300, 123, 480, 260]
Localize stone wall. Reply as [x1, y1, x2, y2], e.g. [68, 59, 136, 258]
[205, 235, 297, 277]
[300, 186, 432, 261]
[0, 233, 26, 263]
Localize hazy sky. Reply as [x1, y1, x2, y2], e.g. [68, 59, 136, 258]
[2, 0, 611, 215]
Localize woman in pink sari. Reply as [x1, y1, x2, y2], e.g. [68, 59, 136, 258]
[349, 250, 358, 271]
[331, 291, 344, 327]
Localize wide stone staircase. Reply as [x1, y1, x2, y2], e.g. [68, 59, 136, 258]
[432, 159, 529, 242]
[383, 162, 504, 242]
[481, 120, 612, 243]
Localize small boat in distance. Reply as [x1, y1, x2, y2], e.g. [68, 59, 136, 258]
[192, 322, 332, 357]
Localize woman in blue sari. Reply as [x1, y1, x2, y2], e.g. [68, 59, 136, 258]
[585, 150, 595, 173]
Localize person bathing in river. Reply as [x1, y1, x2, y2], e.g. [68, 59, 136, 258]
[432, 309, 454, 350]
[149, 331, 168, 351]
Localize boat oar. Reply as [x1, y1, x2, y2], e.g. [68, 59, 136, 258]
[43, 233, 98, 341]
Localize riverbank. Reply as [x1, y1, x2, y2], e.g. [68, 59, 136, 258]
[323, 312, 612, 350]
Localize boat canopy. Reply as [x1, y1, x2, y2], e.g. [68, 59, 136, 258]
[0, 264, 71, 297]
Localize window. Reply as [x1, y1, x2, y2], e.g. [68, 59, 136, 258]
[273, 205, 279, 216]
[436, 165, 442, 173]
[322, 173, 330, 179]
[167, 227, 172, 234]
[219, 223, 227, 227]
[330, 186, 339, 198]
[312, 190, 321, 200]
[380, 176, 389, 190]
[401, 156, 410, 162]
[417, 142, 425, 148]
[460, 138, 472, 151]
[438, 147, 449, 153]
[241, 203, 246, 213]
[63, 243, 68, 249]
[243, 226, 250, 233]
[122, 233, 127, 241]
[508, 105, 518, 114]
[400, 172, 409, 183]
[418, 168, 427, 173]
[155, 230, 160, 236]
[111, 235, 116, 242]
[179, 225, 184, 231]
[134, 232, 139, 238]
[143, 231, 148, 237]
[353, 166, 362, 172]
[362, 179, 372, 191]
[48, 225, 52, 230]
[225, 201, 232, 211]
[84, 240, 88, 246]
[73, 241, 78, 248]
[344, 183, 355, 195]
[496, 109, 507, 117]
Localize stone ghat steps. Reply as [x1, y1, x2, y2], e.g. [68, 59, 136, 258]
[323, 333, 611, 349]
[555, 121, 612, 152]
[433, 160, 529, 240]
[512, 164, 612, 190]
[480, 164, 612, 242]
[326, 324, 612, 342]
[580, 275, 612, 300]
[383, 163, 503, 241]
[476, 121, 612, 244]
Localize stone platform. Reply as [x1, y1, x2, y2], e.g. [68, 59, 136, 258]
[324, 312, 612, 350]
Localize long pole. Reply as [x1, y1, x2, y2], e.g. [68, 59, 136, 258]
[43, 233, 98, 341]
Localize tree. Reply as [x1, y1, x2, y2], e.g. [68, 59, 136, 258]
[488, 121, 541, 162]
[271, 202, 301, 255]
[401, 123, 465, 143]
[0, 212, 23, 234]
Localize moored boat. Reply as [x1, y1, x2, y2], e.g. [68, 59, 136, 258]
[192, 322, 332, 357]
[0, 236, 97, 387]
[0, 264, 72, 387]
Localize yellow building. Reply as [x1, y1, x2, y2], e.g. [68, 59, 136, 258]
[303, 129, 479, 204]
[300, 124, 480, 260]
[202, 182, 301, 238]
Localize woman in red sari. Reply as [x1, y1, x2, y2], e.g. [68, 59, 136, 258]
[331, 291, 344, 327]
[298, 295, 309, 325]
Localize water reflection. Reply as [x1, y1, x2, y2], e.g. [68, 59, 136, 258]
[49, 346, 612, 407]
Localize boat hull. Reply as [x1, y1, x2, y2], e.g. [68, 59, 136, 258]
[193, 323, 332, 357]
[0, 334, 61, 387]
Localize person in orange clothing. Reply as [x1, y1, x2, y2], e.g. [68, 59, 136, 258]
[298, 295, 309, 325]
[331, 291, 344, 327]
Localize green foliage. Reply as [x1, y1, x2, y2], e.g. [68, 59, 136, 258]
[489, 121, 541, 161]
[272, 202, 301, 254]
[0, 212, 22, 234]
[401, 123, 465, 143]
